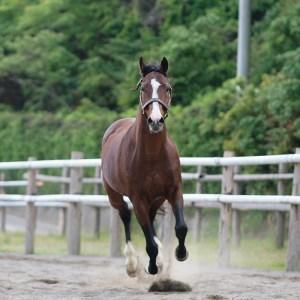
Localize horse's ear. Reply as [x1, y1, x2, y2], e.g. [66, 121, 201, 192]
[160, 57, 168, 75]
[139, 57, 146, 76]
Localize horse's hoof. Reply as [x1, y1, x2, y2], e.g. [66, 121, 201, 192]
[145, 264, 158, 275]
[175, 246, 189, 262]
[127, 270, 137, 278]
[157, 263, 163, 274]
[156, 256, 164, 274]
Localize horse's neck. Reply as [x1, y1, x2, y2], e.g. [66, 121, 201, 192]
[133, 110, 167, 161]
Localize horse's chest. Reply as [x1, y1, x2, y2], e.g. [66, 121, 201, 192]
[144, 172, 163, 185]
[139, 170, 172, 195]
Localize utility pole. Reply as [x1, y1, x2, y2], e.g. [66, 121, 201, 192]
[237, 0, 251, 79]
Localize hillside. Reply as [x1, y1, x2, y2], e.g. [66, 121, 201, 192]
[0, 0, 299, 161]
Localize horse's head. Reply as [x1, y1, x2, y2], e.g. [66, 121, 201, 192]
[138, 57, 172, 134]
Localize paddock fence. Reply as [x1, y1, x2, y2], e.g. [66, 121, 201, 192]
[0, 149, 300, 272]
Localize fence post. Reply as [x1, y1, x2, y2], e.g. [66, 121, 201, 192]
[67, 151, 83, 255]
[219, 151, 234, 267]
[0, 173, 6, 232]
[275, 163, 287, 248]
[25, 157, 38, 254]
[193, 166, 204, 242]
[58, 167, 69, 235]
[286, 148, 300, 271]
[93, 166, 102, 238]
[232, 165, 241, 247]
[109, 207, 122, 257]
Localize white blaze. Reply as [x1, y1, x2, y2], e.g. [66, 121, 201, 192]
[151, 78, 160, 98]
[150, 78, 162, 121]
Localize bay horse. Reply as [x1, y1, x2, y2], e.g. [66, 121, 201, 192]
[101, 57, 188, 276]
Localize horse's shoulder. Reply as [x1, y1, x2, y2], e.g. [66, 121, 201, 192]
[166, 135, 180, 156]
[102, 118, 135, 145]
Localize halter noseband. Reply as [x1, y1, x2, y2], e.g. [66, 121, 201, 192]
[140, 97, 170, 119]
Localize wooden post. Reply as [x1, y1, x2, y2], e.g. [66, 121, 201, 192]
[25, 157, 38, 254]
[0, 207, 6, 233]
[93, 207, 101, 238]
[219, 151, 234, 267]
[109, 207, 122, 257]
[58, 167, 69, 235]
[275, 163, 287, 248]
[93, 166, 102, 238]
[193, 166, 203, 242]
[232, 165, 241, 247]
[0, 173, 6, 232]
[67, 152, 83, 255]
[286, 148, 300, 271]
[93, 165, 102, 195]
[58, 207, 67, 236]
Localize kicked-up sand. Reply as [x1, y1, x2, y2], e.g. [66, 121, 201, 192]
[0, 254, 299, 300]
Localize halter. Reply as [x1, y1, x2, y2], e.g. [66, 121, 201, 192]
[137, 79, 171, 119]
[140, 97, 170, 119]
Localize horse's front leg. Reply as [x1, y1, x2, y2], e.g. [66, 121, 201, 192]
[135, 204, 159, 275]
[150, 209, 164, 273]
[170, 195, 188, 261]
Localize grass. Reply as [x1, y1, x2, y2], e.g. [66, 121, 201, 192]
[0, 231, 110, 256]
[188, 237, 286, 270]
[0, 230, 287, 271]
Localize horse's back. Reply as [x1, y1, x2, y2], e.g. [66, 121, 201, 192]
[101, 118, 135, 194]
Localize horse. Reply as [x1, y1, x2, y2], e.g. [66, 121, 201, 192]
[101, 57, 188, 276]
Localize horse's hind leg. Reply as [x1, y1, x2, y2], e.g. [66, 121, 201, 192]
[122, 204, 138, 278]
[103, 182, 138, 277]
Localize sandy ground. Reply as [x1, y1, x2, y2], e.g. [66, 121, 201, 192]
[0, 254, 299, 300]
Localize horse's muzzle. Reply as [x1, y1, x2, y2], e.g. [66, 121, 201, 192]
[147, 116, 164, 134]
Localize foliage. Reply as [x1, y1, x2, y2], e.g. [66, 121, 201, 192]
[0, 0, 299, 162]
[168, 78, 243, 156]
[0, 100, 117, 162]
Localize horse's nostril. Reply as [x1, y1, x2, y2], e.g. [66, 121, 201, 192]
[159, 117, 164, 124]
[148, 117, 153, 124]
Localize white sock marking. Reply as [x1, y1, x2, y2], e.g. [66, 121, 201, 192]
[154, 236, 164, 272]
[124, 242, 138, 277]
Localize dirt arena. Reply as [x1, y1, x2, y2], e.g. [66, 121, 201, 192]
[0, 254, 299, 300]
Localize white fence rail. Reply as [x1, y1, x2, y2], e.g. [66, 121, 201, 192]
[0, 150, 300, 271]
[1, 153, 300, 170]
[1, 193, 300, 205]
